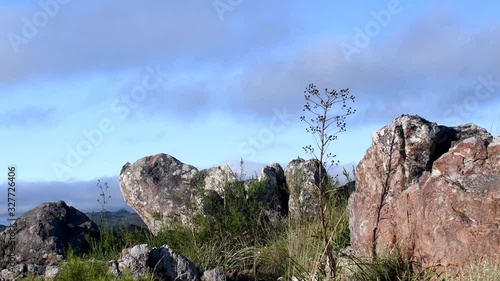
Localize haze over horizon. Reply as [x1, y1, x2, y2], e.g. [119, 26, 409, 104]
[1, 0, 499, 225]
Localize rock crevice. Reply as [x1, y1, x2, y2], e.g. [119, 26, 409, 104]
[349, 114, 499, 270]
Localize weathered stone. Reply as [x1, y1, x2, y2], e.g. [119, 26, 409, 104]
[198, 165, 237, 194]
[0, 200, 98, 280]
[202, 266, 226, 281]
[149, 245, 200, 281]
[285, 158, 331, 218]
[193, 165, 237, 216]
[257, 163, 289, 215]
[44, 264, 60, 279]
[349, 114, 500, 270]
[120, 153, 199, 235]
[111, 244, 200, 281]
[117, 244, 150, 279]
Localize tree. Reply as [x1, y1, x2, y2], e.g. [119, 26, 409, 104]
[300, 83, 356, 277]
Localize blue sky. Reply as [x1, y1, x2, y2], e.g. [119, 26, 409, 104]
[1, 0, 499, 224]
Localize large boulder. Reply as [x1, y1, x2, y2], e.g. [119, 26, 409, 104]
[257, 163, 289, 215]
[0, 200, 99, 280]
[285, 158, 331, 218]
[120, 153, 243, 235]
[110, 244, 200, 280]
[120, 153, 199, 235]
[349, 114, 500, 270]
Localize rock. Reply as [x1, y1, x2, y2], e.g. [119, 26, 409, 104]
[121, 152, 298, 230]
[285, 158, 331, 218]
[0, 264, 23, 281]
[197, 165, 237, 194]
[193, 165, 238, 216]
[44, 264, 60, 279]
[202, 266, 226, 281]
[149, 245, 200, 281]
[120, 153, 246, 235]
[120, 153, 199, 235]
[257, 163, 289, 215]
[349, 114, 500, 270]
[111, 244, 200, 281]
[0, 200, 98, 280]
[114, 244, 150, 279]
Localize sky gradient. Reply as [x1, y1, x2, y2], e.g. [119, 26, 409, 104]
[1, 0, 499, 224]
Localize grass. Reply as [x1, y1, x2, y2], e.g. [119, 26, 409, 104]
[345, 249, 441, 281]
[21, 246, 155, 281]
[444, 258, 500, 281]
[19, 167, 500, 280]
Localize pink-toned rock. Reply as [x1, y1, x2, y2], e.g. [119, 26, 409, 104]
[119, 153, 241, 235]
[349, 114, 499, 270]
[120, 153, 199, 235]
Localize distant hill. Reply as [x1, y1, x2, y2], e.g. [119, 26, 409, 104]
[86, 208, 147, 229]
[0, 209, 146, 233]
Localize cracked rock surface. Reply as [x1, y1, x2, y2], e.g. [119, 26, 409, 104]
[349, 114, 499, 270]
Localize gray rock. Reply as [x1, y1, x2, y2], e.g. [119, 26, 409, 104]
[0, 200, 98, 280]
[120, 153, 199, 235]
[202, 266, 226, 281]
[44, 265, 60, 279]
[111, 244, 200, 281]
[285, 158, 331, 218]
[198, 165, 237, 194]
[193, 165, 237, 216]
[257, 163, 288, 215]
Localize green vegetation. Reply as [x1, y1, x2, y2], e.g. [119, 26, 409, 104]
[151, 211, 163, 221]
[300, 83, 356, 278]
[18, 87, 499, 280]
[20, 163, 500, 280]
[447, 258, 500, 281]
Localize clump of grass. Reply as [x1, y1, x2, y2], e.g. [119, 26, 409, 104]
[160, 169, 288, 279]
[346, 248, 441, 281]
[445, 258, 500, 281]
[21, 246, 155, 281]
[279, 182, 351, 280]
[55, 249, 114, 281]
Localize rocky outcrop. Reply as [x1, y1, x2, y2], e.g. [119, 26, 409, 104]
[120, 153, 247, 235]
[0, 200, 99, 280]
[120, 153, 199, 235]
[109, 244, 200, 281]
[349, 114, 500, 270]
[257, 163, 288, 215]
[120, 151, 296, 234]
[120, 153, 339, 234]
[285, 158, 331, 218]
